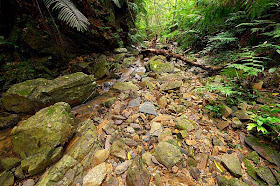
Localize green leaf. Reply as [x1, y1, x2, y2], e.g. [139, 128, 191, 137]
[247, 123, 257, 131]
[269, 68, 277, 73]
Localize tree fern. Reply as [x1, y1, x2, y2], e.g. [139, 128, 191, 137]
[43, 0, 90, 32]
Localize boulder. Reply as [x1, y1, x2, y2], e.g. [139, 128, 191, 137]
[221, 154, 242, 178]
[11, 102, 74, 175]
[0, 113, 20, 130]
[126, 157, 150, 186]
[83, 163, 107, 186]
[2, 72, 97, 113]
[256, 166, 278, 185]
[123, 57, 136, 67]
[155, 142, 182, 168]
[148, 56, 174, 74]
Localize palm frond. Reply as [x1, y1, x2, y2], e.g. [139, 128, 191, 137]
[43, 0, 90, 32]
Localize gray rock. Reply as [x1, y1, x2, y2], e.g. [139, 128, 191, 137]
[22, 179, 35, 186]
[115, 160, 132, 175]
[0, 157, 21, 170]
[142, 152, 153, 166]
[2, 72, 97, 114]
[93, 149, 109, 165]
[123, 57, 136, 67]
[150, 122, 163, 137]
[155, 142, 183, 168]
[256, 166, 278, 185]
[110, 140, 128, 161]
[126, 126, 135, 134]
[126, 157, 150, 186]
[113, 82, 138, 92]
[216, 176, 248, 186]
[83, 162, 107, 186]
[104, 176, 119, 186]
[234, 110, 251, 120]
[216, 120, 230, 130]
[221, 154, 242, 178]
[148, 56, 174, 74]
[158, 128, 173, 141]
[160, 81, 183, 91]
[139, 102, 157, 116]
[129, 97, 141, 107]
[175, 116, 196, 131]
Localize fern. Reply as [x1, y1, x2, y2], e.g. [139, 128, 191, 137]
[43, 0, 90, 32]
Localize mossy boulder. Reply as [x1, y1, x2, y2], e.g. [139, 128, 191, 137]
[112, 82, 139, 92]
[147, 56, 174, 74]
[155, 142, 182, 168]
[11, 102, 74, 175]
[122, 57, 136, 67]
[0, 113, 20, 129]
[2, 72, 97, 114]
[175, 116, 197, 132]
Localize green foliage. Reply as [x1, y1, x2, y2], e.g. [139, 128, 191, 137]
[205, 104, 222, 118]
[43, 0, 90, 32]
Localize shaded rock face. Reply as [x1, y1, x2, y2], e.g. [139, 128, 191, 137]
[11, 102, 74, 175]
[2, 72, 97, 114]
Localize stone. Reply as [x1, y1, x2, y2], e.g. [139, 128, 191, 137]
[216, 176, 248, 186]
[158, 128, 173, 142]
[175, 116, 196, 132]
[148, 56, 174, 74]
[126, 157, 150, 186]
[123, 138, 138, 147]
[115, 160, 132, 175]
[83, 162, 107, 186]
[22, 179, 35, 186]
[11, 102, 74, 175]
[160, 81, 183, 91]
[220, 105, 232, 118]
[180, 130, 188, 138]
[158, 96, 167, 108]
[104, 176, 119, 186]
[216, 120, 229, 130]
[157, 73, 185, 82]
[246, 151, 260, 164]
[142, 152, 153, 166]
[113, 82, 138, 92]
[256, 166, 278, 185]
[103, 97, 117, 108]
[14, 166, 24, 180]
[221, 154, 242, 178]
[123, 57, 136, 67]
[2, 72, 97, 114]
[189, 167, 200, 180]
[139, 102, 157, 116]
[0, 113, 20, 129]
[243, 159, 265, 185]
[126, 126, 135, 134]
[129, 97, 141, 107]
[114, 48, 128, 53]
[150, 122, 163, 137]
[234, 110, 251, 120]
[92, 60, 109, 79]
[93, 149, 109, 165]
[0, 171, 14, 186]
[245, 136, 280, 167]
[232, 117, 242, 129]
[0, 157, 21, 170]
[155, 142, 183, 168]
[110, 140, 128, 161]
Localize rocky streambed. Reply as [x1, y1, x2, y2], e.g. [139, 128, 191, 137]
[0, 48, 279, 186]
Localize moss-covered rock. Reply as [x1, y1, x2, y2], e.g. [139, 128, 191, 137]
[112, 81, 138, 92]
[147, 56, 174, 74]
[0, 113, 20, 129]
[0, 170, 14, 186]
[2, 72, 97, 113]
[122, 57, 136, 67]
[0, 157, 21, 170]
[11, 102, 74, 175]
[126, 157, 150, 186]
[175, 116, 197, 131]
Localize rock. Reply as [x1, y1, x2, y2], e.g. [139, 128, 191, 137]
[256, 166, 278, 185]
[22, 179, 35, 186]
[114, 48, 128, 53]
[0, 113, 20, 129]
[14, 166, 24, 180]
[221, 154, 242, 178]
[245, 136, 280, 167]
[0, 157, 21, 170]
[155, 142, 183, 168]
[216, 176, 248, 186]
[234, 110, 251, 120]
[103, 97, 117, 108]
[139, 102, 157, 116]
[180, 130, 188, 139]
[93, 149, 109, 165]
[110, 140, 128, 161]
[115, 160, 132, 175]
[11, 102, 74, 175]
[126, 157, 150, 186]
[3, 72, 97, 114]
[243, 159, 265, 185]
[189, 167, 200, 180]
[123, 138, 138, 147]
[157, 73, 185, 82]
[0, 171, 14, 186]
[83, 162, 107, 186]
[142, 152, 153, 166]
[123, 57, 136, 67]
[246, 151, 260, 164]
[220, 105, 232, 118]
[129, 97, 141, 107]
[126, 126, 135, 134]
[232, 117, 242, 129]
[150, 122, 163, 137]
[104, 176, 119, 186]
[216, 120, 230, 130]
[160, 81, 183, 91]
[92, 60, 109, 79]
[158, 96, 167, 108]
[158, 128, 173, 142]
[252, 81, 263, 90]
[113, 82, 138, 92]
[148, 56, 174, 74]
[175, 116, 196, 132]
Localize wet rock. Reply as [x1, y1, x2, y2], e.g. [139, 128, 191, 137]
[0, 170, 14, 186]
[150, 122, 163, 137]
[220, 105, 232, 118]
[123, 57, 136, 67]
[110, 140, 128, 161]
[158, 128, 173, 142]
[0, 113, 20, 129]
[175, 116, 196, 132]
[22, 179, 35, 186]
[232, 117, 242, 129]
[256, 166, 278, 185]
[139, 102, 157, 115]
[115, 160, 132, 175]
[126, 157, 151, 186]
[0, 157, 21, 170]
[11, 102, 74, 175]
[2, 72, 97, 114]
[148, 56, 174, 74]
[142, 152, 153, 166]
[114, 48, 128, 53]
[160, 80, 183, 91]
[93, 149, 109, 165]
[129, 97, 141, 107]
[245, 136, 280, 166]
[221, 154, 242, 178]
[113, 82, 138, 92]
[155, 142, 183, 168]
[216, 120, 229, 130]
[83, 162, 107, 186]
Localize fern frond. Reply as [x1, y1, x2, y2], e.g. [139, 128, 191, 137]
[43, 0, 90, 32]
